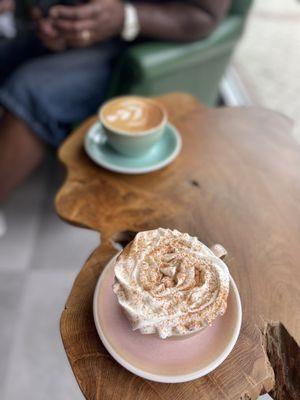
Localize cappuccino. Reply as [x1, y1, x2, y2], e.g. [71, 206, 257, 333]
[101, 96, 166, 134]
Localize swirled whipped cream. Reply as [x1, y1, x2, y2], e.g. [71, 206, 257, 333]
[113, 228, 230, 339]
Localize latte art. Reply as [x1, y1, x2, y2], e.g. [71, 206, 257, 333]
[106, 102, 147, 127]
[101, 96, 165, 134]
[113, 228, 230, 339]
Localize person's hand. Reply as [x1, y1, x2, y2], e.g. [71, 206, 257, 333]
[49, 0, 124, 48]
[0, 0, 15, 14]
[31, 7, 67, 52]
[38, 18, 67, 51]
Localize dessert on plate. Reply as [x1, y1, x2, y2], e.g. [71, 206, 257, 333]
[113, 228, 230, 339]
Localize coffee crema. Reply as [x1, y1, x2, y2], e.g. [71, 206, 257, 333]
[101, 96, 166, 134]
[113, 228, 230, 339]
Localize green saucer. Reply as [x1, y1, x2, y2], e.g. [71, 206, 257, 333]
[84, 122, 182, 174]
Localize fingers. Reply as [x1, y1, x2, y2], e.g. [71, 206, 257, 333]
[39, 1, 113, 49]
[36, 17, 64, 52]
[63, 30, 95, 49]
[48, 2, 101, 48]
[38, 31, 66, 52]
[52, 17, 94, 34]
[38, 19, 59, 38]
[0, 0, 15, 13]
[49, 3, 101, 20]
[51, 17, 95, 47]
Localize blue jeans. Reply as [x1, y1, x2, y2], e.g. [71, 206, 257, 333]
[0, 30, 124, 147]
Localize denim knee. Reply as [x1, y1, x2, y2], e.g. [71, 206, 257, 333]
[0, 60, 60, 146]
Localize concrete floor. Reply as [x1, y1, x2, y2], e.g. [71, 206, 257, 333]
[233, 0, 300, 141]
[0, 155, 99, 399]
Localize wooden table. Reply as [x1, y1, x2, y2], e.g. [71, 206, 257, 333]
[56, 93, 300, 400]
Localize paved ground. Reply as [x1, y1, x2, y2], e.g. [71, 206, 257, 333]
[233, 0, 300, 141]
[0, 155, 98, 399]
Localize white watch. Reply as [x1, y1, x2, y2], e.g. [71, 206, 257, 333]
[121, 3, 140, 42]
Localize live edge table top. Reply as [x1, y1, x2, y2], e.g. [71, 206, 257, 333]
[56, 93, 299, 400]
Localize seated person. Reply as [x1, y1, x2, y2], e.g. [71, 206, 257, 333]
[0, 0, 231, 200]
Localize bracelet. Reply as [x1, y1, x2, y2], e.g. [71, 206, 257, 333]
[121, 3, 140, 42]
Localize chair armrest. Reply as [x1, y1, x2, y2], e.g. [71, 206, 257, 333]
[229, 0, 253, 16]
[122, 16, 244, 81]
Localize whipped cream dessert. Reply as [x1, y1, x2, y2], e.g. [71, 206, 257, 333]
[113, 228, 230, 339]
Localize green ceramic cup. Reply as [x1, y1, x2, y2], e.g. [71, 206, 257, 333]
[99, 96, 168, 157]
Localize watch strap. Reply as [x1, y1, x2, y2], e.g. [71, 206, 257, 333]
[121, 3, 140, 42]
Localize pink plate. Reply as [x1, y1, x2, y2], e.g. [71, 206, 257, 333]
[93, 255, 242, 383]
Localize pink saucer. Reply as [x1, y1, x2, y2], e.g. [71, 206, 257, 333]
[93, 255, 242, 383]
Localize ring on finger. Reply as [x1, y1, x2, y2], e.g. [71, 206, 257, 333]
[81, 30, 91, 42]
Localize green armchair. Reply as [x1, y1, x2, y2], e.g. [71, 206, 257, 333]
[108, 0, 252, 106]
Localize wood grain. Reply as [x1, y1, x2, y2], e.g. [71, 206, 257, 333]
[57, 93, 300, 399]
[263, 321, 300, 400]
